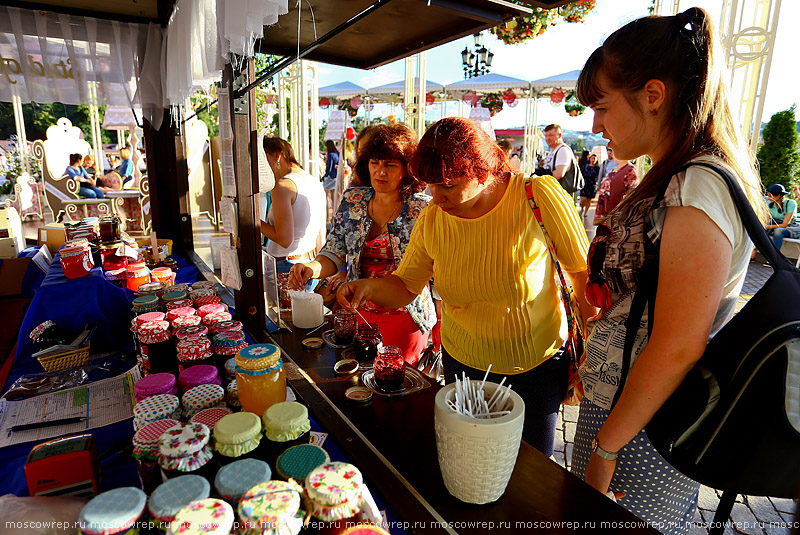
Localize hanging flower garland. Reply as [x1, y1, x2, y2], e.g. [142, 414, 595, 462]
[463, 91, 479, 107]
[426, 92, 436, 106]
[550, 88, 565, 104]
[338, 100, 359, 118]
[564, 90, 586, 117]
[481, 92, 505, 116]
[319, 97, 331, 109]
[502, 89, 518, 108]
[491, 0, 596, 45]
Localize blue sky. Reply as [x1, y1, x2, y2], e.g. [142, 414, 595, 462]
[314, 0, 798, 131]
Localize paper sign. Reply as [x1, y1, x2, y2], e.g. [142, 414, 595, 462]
[219, 197, 238, 238]
[219, 245, 242, 290]
[257, 130, 275, 193]
[218, 88, 237, 198]
[309, 431, 327, 447]
[32, 245, 52, 273]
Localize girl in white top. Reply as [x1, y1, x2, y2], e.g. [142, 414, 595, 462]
[260, 137, 326, 270]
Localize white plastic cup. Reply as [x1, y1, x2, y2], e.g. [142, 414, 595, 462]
[289, 291, 324, 329]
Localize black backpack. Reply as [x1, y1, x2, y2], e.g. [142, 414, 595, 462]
[615, 162, 800, 501]
[550, 145, 584, 194]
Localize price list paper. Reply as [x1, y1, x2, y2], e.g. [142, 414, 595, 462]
[0, 367, 140, 448]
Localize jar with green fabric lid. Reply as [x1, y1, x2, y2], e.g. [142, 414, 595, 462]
[235, 344, 286, 416]
[261, 401, 311, 463]
[212, 411, 266, 465]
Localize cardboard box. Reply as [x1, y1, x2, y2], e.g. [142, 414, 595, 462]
[0, 256, 32, 296]
[38, 224, 67, 255]
[0, 236, 19, 258]
[0, 206, 25, 258]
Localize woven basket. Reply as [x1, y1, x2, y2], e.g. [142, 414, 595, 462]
[37, 342, 91, 372]
[434, 381, 525, 504]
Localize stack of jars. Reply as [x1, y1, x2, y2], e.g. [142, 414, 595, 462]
[138, 320, 178, 376]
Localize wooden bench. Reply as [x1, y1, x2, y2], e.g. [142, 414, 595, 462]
[780, 238, 800, 268]
[31, 118, 113, 223]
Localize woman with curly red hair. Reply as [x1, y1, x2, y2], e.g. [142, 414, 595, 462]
[337, 117, 595, 454]
[289, 124, 436, 365]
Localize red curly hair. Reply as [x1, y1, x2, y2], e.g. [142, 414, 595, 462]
[409, 117, 512, 186]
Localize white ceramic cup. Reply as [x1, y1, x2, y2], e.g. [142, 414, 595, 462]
[289, 291, 324, 329]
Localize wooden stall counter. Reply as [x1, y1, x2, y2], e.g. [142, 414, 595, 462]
[268, 317, 658, 534]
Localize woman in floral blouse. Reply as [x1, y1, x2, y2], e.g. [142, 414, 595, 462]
[289, 124, 436, 365]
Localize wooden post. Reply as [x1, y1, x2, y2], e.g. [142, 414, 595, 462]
[223, 59, 266, 334]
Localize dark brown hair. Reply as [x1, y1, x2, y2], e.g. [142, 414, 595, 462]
[409, 117, 512, 186]
[262, 137, 301, 168]
[577, 7, 765, 220]
[324, 140, 338, 154]
[69, 153, 82, 166]
[358, 124, 424, 195]
[353, 124, 386, 187]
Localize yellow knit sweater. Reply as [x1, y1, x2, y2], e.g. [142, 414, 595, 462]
[394, 174, 589, 374]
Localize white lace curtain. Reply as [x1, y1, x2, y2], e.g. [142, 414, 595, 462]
[0, 6, 143, 108]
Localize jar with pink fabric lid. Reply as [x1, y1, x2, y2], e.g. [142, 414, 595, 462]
[178, 364, 221, 393]
[202, 310, 232, 327]
[134, 372, 178, 403]
[197, 303, 227, 318]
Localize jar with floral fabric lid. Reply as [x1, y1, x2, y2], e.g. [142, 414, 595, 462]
[213, 458, 271, 507]
[202, 310, 232, 327]
[134, 373, 177, 403]
[175, 324, 209, 341]
[147, 474, 210, 531]
[261, 401, 311, 463]
[238, 480, 305, 535]
[167, 306, 196, 325]
[158, 422, 217, 482]
[133, 394, 181, 431]
[78, 487, 147, 535]
[178, 364, 221, 394]
[197, 303, 227, 318]
[171, 314, 201, 330]
[212, 411, 266, 465]
[166, 498, 234, 535]
[176, 337, 214, 372]
[132, 418, 178, 493]
[211, 330, 247, 371]
[182, 383, 226, 420]
[305, 462, 370, 533]
[138, 320, 178, 376]
[235, 344, 285, 416]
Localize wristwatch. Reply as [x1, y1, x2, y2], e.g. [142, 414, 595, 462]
[590, 436, 619, 461]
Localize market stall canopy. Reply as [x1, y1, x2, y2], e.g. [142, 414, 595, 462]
[318, 81, 368, 99]
[102, 106, 142, 129]
[368, 78, 447, 103]
[254, 0, 532, 69]
[445, 73, 530, 98]
[529, 69, 581, 95]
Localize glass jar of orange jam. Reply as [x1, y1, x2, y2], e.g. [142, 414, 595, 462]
[234, 344, 286, 416]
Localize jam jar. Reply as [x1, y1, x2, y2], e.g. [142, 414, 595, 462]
[353, 323, 382, 366]
[138, 320, 179, 376]
[374, 345, 406, 392]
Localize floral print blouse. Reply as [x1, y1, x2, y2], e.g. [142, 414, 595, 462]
[318, 187, 437, 332]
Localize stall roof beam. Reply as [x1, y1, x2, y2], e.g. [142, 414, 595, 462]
[2, 0, 178, 25]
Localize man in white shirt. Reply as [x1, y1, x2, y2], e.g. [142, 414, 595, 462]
[542, 124, 574, 182]
[598, 147, 618, 182]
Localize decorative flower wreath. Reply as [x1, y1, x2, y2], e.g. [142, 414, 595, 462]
[564, 90, 586, 117]
[338, 101, 359, 118]
[480, 92, 505, 116]
[491, 0, 596, 45]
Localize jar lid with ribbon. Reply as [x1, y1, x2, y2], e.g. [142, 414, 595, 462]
[147, 474, 210, 522]
[133, 394, 180, 424]
[238, 480, 304, 535]
[78, 487, 146, 535]
[262, 402, 311, 442]
[235, 344, 280, 371]
[306, 462, 364, 509]
[166, 499, 234, 535]
[213, 412, 263, 458]
[214, 458, 271, 503]
[132, 418, 179, 460]
[138, 320, 171, 344]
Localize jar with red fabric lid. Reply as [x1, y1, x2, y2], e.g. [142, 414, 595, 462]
[197, 303, 227, 318]
[135, 311, 166, 327]
[203, 311, 232, 327]
[210, 320, 242, 336]
[138, 320, 178, 376]
[167, 306, 196, 324]
[192, 295, 221, 308]
[176, 337, 215, 371]
[165, 298, 194, 311]
[172, 314, 202, 330]
[60, 244, 94, 279]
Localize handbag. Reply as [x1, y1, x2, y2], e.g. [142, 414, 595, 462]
[615, 162, 800, 501]
[524, 177, 585, 406]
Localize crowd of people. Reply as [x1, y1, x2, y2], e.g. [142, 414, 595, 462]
[255, 9, 792, 534]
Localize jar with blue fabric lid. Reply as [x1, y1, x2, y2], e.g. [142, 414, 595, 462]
[147, 474, 210, 530]
[78, 486, 146, 535]
[213, 411, 266, 465]
[213, 458, 271, 506]
[235, 344, 285, 416]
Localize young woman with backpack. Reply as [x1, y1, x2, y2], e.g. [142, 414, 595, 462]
[570, 8, 767, 534]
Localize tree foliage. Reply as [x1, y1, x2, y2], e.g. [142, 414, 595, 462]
[0, 101, 114, 146]
[757, 105, 800, 191]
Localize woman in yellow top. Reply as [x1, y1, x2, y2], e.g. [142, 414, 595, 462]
[338, 117, 595, 454]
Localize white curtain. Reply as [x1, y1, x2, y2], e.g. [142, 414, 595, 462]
[0, 6, 143, 107]
[219, 0, 289, 58]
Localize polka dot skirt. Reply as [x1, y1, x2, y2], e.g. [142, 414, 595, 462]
[571, 400, 700, 535]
